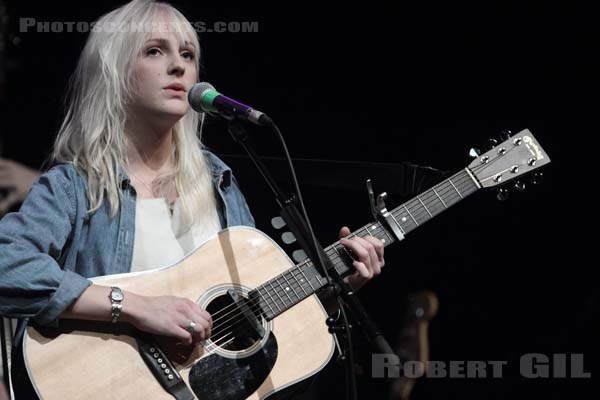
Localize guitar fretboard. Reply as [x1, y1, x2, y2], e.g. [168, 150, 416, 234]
[251, 168, 480, 320]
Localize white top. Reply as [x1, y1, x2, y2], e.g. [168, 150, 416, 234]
[131, 198, 221, 272]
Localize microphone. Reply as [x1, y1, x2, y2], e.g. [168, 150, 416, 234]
[188, 82, 272, 126]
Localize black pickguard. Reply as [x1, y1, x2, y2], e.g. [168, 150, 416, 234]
[188, 333, 278, 400]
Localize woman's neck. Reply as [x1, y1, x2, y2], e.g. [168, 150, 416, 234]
[125, 117, 175, 175]
[124, 116, 178, 201]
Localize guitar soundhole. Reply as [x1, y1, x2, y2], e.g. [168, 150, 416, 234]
[205, 292, 265, 352]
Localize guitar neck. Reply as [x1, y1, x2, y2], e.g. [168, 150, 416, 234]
[253, 168, 480, 320]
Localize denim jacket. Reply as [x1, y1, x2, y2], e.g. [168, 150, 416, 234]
[0, 152, 255, 336]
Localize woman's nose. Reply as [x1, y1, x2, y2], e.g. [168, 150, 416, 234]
[168, 57, 185, 77]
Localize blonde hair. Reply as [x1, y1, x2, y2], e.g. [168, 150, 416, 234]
[53, 0, 217, 228]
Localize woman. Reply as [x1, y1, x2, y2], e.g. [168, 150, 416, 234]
[0, 0, 384, 397]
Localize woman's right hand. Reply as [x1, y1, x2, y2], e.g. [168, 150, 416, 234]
[124, 293, 212, 346]
[62, 285, 212, 346]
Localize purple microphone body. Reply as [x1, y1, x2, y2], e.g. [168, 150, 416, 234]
[188, 82, 272, 126]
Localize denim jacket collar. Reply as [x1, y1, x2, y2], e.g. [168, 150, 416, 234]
[115, 150, 232, 190]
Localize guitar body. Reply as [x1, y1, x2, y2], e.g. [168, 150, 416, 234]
[23, 227, 335, 400]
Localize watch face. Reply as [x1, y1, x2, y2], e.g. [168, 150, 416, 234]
[112, 289, 124, 302]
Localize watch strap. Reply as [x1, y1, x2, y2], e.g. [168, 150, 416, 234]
[109, 286, 123, 323]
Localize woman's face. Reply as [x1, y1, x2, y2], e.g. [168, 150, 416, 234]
[129, 24, 198, 122]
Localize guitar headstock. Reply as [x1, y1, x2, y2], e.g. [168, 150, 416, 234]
[468, 129, 550, 189]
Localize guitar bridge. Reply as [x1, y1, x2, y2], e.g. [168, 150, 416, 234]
[136, 335, 195, 400]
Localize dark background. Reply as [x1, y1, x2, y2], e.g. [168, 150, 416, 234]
[0, 1, 596, 399]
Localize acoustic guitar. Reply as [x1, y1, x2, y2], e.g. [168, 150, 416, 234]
[23, 129, 550, 399]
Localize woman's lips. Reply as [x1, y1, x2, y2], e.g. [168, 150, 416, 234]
[164, 88, 185, 97]
[164, 83, 186, 91]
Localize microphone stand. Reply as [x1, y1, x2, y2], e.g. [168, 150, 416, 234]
[227, 119, 396, 399]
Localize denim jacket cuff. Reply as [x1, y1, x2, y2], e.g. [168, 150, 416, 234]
[33, 270, 93, 326]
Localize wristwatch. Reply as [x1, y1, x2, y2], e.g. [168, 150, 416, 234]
[108, 286, 124, 323]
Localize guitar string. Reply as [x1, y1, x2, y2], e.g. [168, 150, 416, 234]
[208, 160, 528, 350]
[209, 172, 478, 335]
[206, 205, 465, 349]
[206, 165, 487, 334]
[213, 191, 462, 330]
[204, 152, 520, 346]
[208, 163, 483, 326]
[203, 194, 467, 352]
[202, 149, 525, 352]
[206, 220, 393, 333]
[205, 222, 384, 333]
[390, 144, 528, 226]
[204, 171, 483, 347]
[208, 165, 482, 326]
[387, 146, 519, 224]
[209, 141, 519, 325]
[206, 169, 468, 322]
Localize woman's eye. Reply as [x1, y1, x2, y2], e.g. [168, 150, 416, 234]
[182, 51, 195, 61]
[146, 48, 162, 56]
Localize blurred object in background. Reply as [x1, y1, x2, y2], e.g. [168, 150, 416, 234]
[389, 291, 439, 400]
[1, 317, 14, 400]
[0, 1, 43, 217]
[0, 382, 9, 400]
[0, 155, 41, 216]
[218, 154, 449, 200]
[0, 0, 7, 99]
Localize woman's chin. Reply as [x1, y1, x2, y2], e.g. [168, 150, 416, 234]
[156, 107, 189, 121]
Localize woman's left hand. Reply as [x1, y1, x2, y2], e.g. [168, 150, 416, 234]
[339, 226, 385, 290]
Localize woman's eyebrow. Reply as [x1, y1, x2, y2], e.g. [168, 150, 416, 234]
[145, 37, 170, 47]
[145, 38, 195, 51]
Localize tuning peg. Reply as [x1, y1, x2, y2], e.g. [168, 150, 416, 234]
[281, 231, 296, 244]
[496, 187, 510, 201]
[499, 129, 512, 141]
[530, 172, 544, 185]
[485, 138, 498, 150]
[513, 181, 526, 191]
[292, 249, 308, 263]
[468, 148, 481, 158]
[271, 216, 286, 230]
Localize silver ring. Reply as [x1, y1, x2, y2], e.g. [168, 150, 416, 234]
[186, 320, 197, 333]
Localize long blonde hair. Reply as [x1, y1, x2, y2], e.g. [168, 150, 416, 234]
[53, 0, 217, 228]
